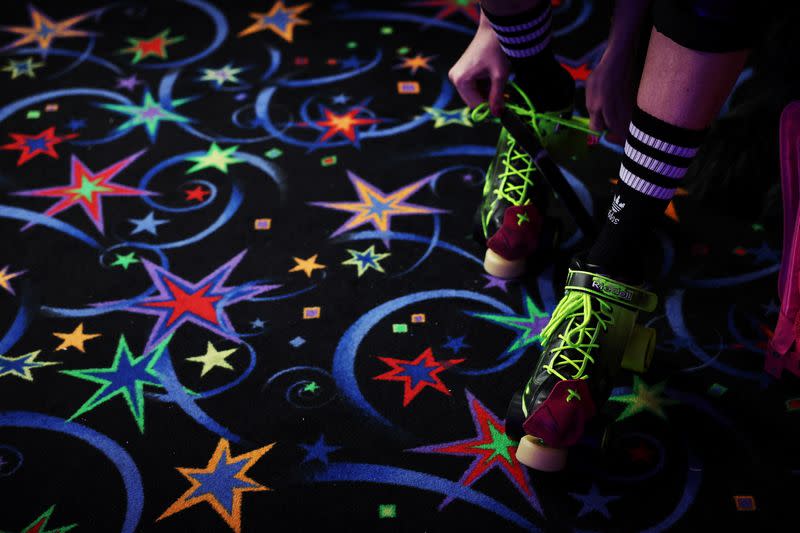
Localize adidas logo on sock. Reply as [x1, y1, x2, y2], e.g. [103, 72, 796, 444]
[607, 194, 625, 224]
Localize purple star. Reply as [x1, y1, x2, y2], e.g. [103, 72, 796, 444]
[98, 250, 279, 353]
[482, 274, 510, 292]
[116, 74, 142, 91]
[568, 483, 621, 518]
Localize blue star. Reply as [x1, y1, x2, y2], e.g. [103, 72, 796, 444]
[568, 483, 621, 518]
[191, 447, 261, 510]
[751, 242, 780, 265]
[250, 318, 265, 329]
[762, 299, 780, 315]
[262, 10, 291, 29]
[67, 118, 87, 131]
[366, 197, 393, 218]
[129, 211, 169, 235]
[397, 360, 440, 388]
[442, 335, 469, 355]
[339, 55, 362, 70]
[24, 137, 49, 152]
[331, 93, 349, 104]
[299, 434, 341, 465]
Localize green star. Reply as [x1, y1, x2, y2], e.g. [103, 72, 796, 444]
[0, 350, 59, 381]
[200, 63, 244, 87]
[342, 245, 391, 277]
[516, 212, 530, 225]
[2, 57, 44, 79]
[470, 292, 550, 353]
[68, 175, 112, 201]
[61, 335, 168, 433]
[472, 421, 516, 464]
[185, 341, 237, 376]
[422, 106, 472, 128]
[303, 381, 320, 393]
[185, 143, 243, 174]
[752, 223, 764, 232]
[20, 505, 77, 533]
[111, 252, 139, 270]
[608, 376, 678, 422]
[100, 90, 191, 142]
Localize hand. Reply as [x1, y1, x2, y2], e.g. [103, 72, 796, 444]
[585, 47, 635, 144]
[448, 19, 510, 116]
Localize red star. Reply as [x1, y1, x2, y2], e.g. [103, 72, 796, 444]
[314, 107, 381, 143]
[373, 347, 463, 406]
[144, 279, 223, 326]
[13, 150, 151, 233]
[1, 127, 78, 166]
[184, 185, 210, 202]
[409, 390, 536, 510]
[561, 62, 592, 81]
[410, 0, 480, 23]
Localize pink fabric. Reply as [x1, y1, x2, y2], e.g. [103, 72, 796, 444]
[486, 204, 543, 261]
[766, 102, 800, 377]
[522, 379, 596, 448]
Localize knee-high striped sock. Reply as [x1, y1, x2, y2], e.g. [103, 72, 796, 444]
[481, 2, 574, 111]
[587, 105, 707, 277]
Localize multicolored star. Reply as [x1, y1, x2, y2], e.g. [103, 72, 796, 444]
[100, 90, 191, 142]
[309, 170, 447, 242]
[308, 104, 382, 149]
[200, 63, 245, 87]
[289, 254, 326, 278]
[395, 53, 436, 75]
[107, 250, 279, 354]
[608, 376, 679, 422]
[341, 245, 390, 277]
[61, 335, 167, 433]
[1, 127, 78, 166]
[374, 348, 463, 406]
[185, 143, 243, 174]
[409, 0, 480, 23]
[18, 505, 77, 533]
[53, 322, 101, 353]
[119, 29, 184, 64]
[238, 1, 312, 43]
[0, 265, 26, 295]
[1, 56, 44, 79]
[408, 389, 536, 510]
[13, 150, 152, 234]
[0, 5, 97, 54]
[186, 341, 238, 376]
[0, 350, 59, 381]
[158, 438, 274, 533]
[423, 106, 472, 128]
[469, 291, 550, 353]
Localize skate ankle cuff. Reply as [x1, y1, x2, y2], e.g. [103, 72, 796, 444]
[565, 270, 657, 312]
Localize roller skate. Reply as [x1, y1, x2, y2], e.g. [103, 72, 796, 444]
[505, 258, 658, 471]
[471, 82, 597, 279]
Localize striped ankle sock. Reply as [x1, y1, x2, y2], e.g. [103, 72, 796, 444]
[588, 105, 707, 276]
[481, 2, 574, 110]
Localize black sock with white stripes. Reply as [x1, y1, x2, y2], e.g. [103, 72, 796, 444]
[481, 2, 574, 111]
[587, 105, 707, 278]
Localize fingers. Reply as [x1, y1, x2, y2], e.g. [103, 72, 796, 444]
[488, 71, 506, 116]
[588, 111, 606, 135]
[449, 68, 484, 109]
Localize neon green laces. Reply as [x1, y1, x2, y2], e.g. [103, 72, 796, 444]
[539, 290, 615, 381]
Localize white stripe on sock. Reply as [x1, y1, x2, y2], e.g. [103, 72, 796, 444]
[500, 34, 552, 58]
[629, 123, 699, 158]
[624, 142, 688, 179]
[488, 8, 550, 33]
[619, 163, 675, 200]
[495, 19, 551, 45]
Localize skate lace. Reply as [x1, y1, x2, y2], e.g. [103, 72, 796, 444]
[470, 83, 595, 207]
[539, 290, 615, 381]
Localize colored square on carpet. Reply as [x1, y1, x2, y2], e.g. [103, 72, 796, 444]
[303, 307, 321, 319]
[397, 81, 420, 94]
[734, 495, 756, 511]
[254, 218, 272, 230]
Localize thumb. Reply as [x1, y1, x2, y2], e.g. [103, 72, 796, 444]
[488, 73, 506, 116]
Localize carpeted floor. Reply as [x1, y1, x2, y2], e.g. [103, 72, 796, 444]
[1, 1, 798, 532]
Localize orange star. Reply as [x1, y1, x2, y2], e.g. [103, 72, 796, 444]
[314, 107, 380, 143]
[238, 1, 311, 43]
[53, 323, 101, 353]
[289, 254, 326, 277]
[0, 265, 25, 295]
[158, 438, 274, 533]
[0, 6, 96, 53]
[395, 53, 435, 75]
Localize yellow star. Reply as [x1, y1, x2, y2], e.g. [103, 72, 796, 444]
[238, 1, 311, 43]
[289, 254, 326, 278]
[53, 323, 101, 353]
[0, 265, 25, 295]
[186, 342, 237, 376]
